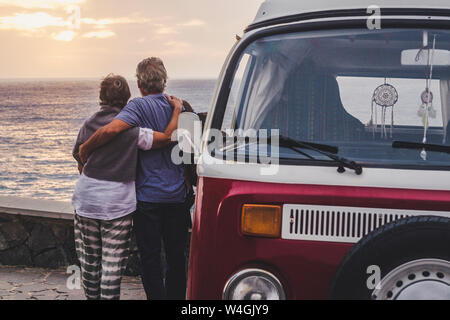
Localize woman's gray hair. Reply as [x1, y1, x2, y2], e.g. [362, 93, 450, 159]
[99, 74, 131, 109]
[136, 57, 168, 94]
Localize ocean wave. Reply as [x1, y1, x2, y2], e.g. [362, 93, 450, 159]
[0, 79, 217, 201]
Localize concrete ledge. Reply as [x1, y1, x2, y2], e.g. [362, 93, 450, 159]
[0, 196, 73, 220]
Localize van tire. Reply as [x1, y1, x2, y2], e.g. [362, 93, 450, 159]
[328, 215, 450, 300]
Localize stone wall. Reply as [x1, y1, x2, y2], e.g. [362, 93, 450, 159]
[0, 196, 191, 278]
[0, 213, 76, 268]
[0, 212, 141, 276]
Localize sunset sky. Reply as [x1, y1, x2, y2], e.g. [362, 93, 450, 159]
[0, 0, 263, 79]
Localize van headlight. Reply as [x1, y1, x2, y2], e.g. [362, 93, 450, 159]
[223, 269, 286, 300]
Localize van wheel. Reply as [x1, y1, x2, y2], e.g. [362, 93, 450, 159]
[328, 216, 450, 300]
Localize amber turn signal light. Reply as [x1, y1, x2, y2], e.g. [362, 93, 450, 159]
[241, 204, 282, 238]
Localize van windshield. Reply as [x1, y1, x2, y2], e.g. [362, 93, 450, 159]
[220, 28, 450, 169]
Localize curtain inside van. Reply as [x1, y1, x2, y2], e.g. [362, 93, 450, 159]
[241, 44, 312, 130]
[441, 78, 450, 143]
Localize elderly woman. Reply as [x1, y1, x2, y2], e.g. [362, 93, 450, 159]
[72, 74, 183, 300]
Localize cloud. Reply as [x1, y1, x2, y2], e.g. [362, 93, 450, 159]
[82, 30, 115, 39]
[0, 12, 68, 30]
[151, 19, 204, 38]
[0, 0, 85, 9]
[164, 40, 191, 48]
[52, 30, 76, 41]
[0, 13, 150, 32]
[81, 16, 150, 29]
[159, 40, 193, 56]
[0, 11, 144, 41]
[155, 26, 178, 35]
[177, 19, 206, 27]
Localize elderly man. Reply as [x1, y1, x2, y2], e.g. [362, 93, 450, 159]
[79, 57, 188, 300]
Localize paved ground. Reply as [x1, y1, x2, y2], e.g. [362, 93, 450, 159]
[0, 265, 146, 300]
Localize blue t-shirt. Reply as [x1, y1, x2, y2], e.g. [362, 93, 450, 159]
[116, 93, 186, 203]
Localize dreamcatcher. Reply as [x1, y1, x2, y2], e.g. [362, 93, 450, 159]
[370, 80, 399, 139]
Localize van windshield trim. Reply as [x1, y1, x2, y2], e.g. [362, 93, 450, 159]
[210, 19, 450, 171]
[245, 8, 450, 33]
[211, 18, 450, 130]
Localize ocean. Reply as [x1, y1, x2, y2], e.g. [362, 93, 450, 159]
[0, 77, 444, 202]
[0, 79, 217, 202]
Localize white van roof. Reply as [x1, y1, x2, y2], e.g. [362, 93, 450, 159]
[253, 0, 450, 24]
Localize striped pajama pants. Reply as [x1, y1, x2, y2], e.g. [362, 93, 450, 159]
[74, 213, 132, 300]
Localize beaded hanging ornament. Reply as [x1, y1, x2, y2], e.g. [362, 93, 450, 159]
[417, 89, 437, 126]
[417, 33, 438, 161]
[370, 81, 399, 138]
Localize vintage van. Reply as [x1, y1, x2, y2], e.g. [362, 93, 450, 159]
[178, 0, 450, 300]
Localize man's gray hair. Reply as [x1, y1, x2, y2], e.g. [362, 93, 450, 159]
[136, 57, 167, 94]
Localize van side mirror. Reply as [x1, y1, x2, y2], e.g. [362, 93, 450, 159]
[176, 112, 203, 159]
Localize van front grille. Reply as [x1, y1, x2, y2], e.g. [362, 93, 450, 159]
[281, 204, 449, 243]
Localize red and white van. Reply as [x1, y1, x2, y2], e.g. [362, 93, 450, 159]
[178, 0, 450, 300]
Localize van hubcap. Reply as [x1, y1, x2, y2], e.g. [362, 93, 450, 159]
[372, 259, 450, 300]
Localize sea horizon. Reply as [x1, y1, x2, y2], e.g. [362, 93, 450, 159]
[0, 77, 218, 82]
[0, 79, 217, 202]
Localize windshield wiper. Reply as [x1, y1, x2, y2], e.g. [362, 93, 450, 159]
[275, 135, 363, 175]
[220, 134, 362, 175]
[275, 135, 339, 154]
[220, 134, 338, 154]
[392, 141, 450, 154]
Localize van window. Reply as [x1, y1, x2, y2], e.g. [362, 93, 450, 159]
[215, 28, 450, 169]
[338, 77, 443, 127]
[222, 54, 252, 131]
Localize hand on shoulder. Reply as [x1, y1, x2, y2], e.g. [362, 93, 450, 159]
[165, 94, 183, 113]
